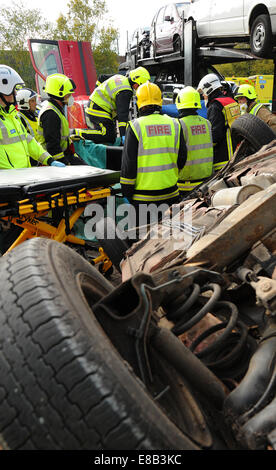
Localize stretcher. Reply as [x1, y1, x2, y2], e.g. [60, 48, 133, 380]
[0, 166, 120, 274]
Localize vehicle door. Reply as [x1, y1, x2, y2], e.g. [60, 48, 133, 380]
[188, 0, 212, 37]
[209, 1, 245, 37]
[153, 6, 166, 53]
[162, 4, 178, 52]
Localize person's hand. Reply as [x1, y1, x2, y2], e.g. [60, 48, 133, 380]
[70, 129, 84, 141]
[51, 161, 66, 167]
[121, 135, 125, 145]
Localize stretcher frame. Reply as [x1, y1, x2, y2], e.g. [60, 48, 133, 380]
[0, 167, 120, 274]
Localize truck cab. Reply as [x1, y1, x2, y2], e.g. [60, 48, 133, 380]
[28, 38, 97, 128]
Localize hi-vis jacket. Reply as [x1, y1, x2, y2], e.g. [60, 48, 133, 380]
[37, 100, 70, 160]
[85, 74, 133, 137]
[120, 112, 186, 203]
[248, 101, 276, 134]
[18, 110, 39, 140]
[0, 104, 51, 169]
[178, 114, 213, 193]
[207, 96, 240, 172]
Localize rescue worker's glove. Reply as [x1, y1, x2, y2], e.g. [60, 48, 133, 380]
[70, 128, 85, 141]
[51, 161, 66, 167]
[121, 135, 125, 145]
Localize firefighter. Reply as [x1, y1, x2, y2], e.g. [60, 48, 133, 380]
[0, 65, 59, 169]
[175, 86, 214, 195]
[197, 73, 240, 172]
[234, 83, 276, 134]
[16, 88, 39, 139]
[72, 67, 151, 145]
[37, 73, 86, 165]
[120, 81, 186, 225]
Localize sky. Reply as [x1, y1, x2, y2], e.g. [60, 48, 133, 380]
[0, 0, 183, 55]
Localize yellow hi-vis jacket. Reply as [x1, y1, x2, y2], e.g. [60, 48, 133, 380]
[18, 111, 39, 140]
[0, 104, 51, 169]
[213, 97, 240, 172]
[122, 114, 181, 202]
[85, 75, 132, 134]
[178, 114, 213, 193]
[37, 100, 70, 160]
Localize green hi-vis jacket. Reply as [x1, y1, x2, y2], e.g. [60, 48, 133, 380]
[123, 113, 181, 202]
[37, 100, 70, 160]
[178, 114, 213, 192]
[86, 75, 132, 120]
[0, 104, 51, 169]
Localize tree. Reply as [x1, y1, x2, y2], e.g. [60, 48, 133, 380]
[0, 0, 54, 51]
[53, 0, 119, 74]
[0, 1, 54, 88]
[93, 27, 119, 74]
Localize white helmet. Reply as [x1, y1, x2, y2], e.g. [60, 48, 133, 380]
[16, 88, 37, 110]
[197, 73, 222, 97]
[0, 65, 24, 95]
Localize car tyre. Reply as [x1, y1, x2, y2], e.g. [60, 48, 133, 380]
[231, 113, 276, 158]
[250, 14, 273, 57]
[0, 238, 217, 450]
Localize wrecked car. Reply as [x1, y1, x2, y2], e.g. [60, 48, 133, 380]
[0, 117, 276, 450]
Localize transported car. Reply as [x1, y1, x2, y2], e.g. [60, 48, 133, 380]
[128, 26, 151, 60]
[187, 0, 276, 57]
[150, 2, 190, 55]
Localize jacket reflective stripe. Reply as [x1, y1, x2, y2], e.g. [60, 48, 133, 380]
[120, 176, 136, 185]
[250, 103, 264, 116]
[184, 156, 213, 166]
[186, 142, 213, 151]
[213, 161, 228, 171]
[178, 180, 203, 191]
[85, 106, 112, 120]
[118, 122, 127, 128]
[137, 162, 177, 173]
[0, 120, 25, 144]
[132, 189, 179, 202]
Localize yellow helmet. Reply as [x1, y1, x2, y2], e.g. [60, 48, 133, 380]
[44, 73, 76, 98]
[176, 86, 201, 109]
[234, 84, 257, 100]
[136, 82, 162, 109]
[128, 67, 150, 86]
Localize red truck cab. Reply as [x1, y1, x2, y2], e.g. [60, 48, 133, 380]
[28, 38, 97, 128]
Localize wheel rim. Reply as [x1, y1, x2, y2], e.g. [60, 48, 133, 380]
[253, 23, 265, 51]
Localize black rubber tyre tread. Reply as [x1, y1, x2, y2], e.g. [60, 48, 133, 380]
[250, 14, 273, 57]
[0, 238, 199, 450]
[96, 216, 129, 272]
[231, 113, 276, 151]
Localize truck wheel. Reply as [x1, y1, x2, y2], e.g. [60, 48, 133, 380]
[231, 113, 276, 155]
[250, 14, 273, 57]
[0, 238, 209, 450]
